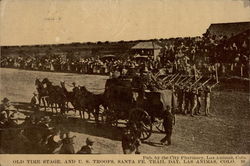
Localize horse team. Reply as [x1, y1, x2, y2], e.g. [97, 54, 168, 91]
[35, 78, 105, 123]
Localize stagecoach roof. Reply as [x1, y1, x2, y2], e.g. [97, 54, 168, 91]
[131, 41, 162, 50]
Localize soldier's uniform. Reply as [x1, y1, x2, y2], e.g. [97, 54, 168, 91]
[176, 85, 184, 113]
[160, 110, 174, 145]
[190, 88, 198, 116]
[196, 88, 202, 114]
[204, 86, 211, 116]
[183, 87, 191, 115]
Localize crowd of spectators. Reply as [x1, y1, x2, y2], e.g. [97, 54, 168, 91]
[1, 32, 249, 78]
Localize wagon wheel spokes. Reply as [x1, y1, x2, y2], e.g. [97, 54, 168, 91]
[154, 119, 165, 133]
[139, 121, 152, 140]
[129, 108, 152, 140]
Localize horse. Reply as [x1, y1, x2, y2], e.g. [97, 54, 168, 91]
[60, 81, 77, 113]
[35, 78, 49, 111]
[42, 78, 66, 114]
[76, 86, 105, 123]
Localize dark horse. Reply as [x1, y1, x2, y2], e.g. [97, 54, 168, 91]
[42, 78, 66, 114]
[74, 86, 105, 123]
[35, 78, 49, 111]
[60, 81, 77, 113]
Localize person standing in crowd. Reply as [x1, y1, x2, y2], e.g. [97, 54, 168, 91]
[196, 86, 203, 115]
[72, 82, 79, 92]
[60, 131, 75, 154]
[37, 116, 53, 145]
[77, 137, 95, 154]
[46, 128, 62, 153]
[204, 85, 212, 116]
[30, 91, 40, 111]
[160, 109, 174, 146]
[0, 97, 16, 121]
[190, 87, 198, 117]
[121, 123, 141, 154]
[183, 85, 191, 115]
[0, 105, 8, 127]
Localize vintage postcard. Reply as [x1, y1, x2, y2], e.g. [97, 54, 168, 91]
[0, 0, 249, 165]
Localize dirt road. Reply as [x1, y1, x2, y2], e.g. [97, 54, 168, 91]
[0, 68, 249, 154]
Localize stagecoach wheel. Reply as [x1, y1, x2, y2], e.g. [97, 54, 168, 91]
[129, 108, 152, 141]
[154, 118, 165, 133]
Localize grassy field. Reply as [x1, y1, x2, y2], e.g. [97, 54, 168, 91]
[0, 68, 249, 154]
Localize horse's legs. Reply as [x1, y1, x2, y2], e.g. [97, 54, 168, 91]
[51, 102, 54, 113]
[38, 96, 41, 106]
[87, 109, 91, 120]
[66, 102, 69, 113]
[79, 109, 83, 119]
[94, 107, 99, 124]
[42, 97, 46, 111]
[55, 103, 58, 114]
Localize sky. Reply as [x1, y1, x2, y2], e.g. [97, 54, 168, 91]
[0, 0, 249, 46]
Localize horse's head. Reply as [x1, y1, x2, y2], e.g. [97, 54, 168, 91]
[42, 78, 49, 84]
[35, 78, 40, 86]
[60, 81, 65, 88]
[80, 86, 88, 96]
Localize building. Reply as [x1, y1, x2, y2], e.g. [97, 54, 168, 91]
[131, 41, 162, 61]
[206, 21, 250, 39]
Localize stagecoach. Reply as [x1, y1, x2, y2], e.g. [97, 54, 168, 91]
[103, 77, 175, 140]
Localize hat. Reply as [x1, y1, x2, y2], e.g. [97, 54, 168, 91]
[86, 137, 94, 144]
[72, 82, 76, 85]
[2, 97, 9, 103]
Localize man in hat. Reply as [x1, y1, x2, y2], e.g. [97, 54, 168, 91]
[0, 97, 15, 120]
[160, 109, 174, 146]
[60, 131, 75, 154]
[46, 128, 62, 153]
[72, 82, 79, 93]
[30, 91, 40, 111]
[0, 98, 8, 126]
[77, 137, 94, 154]
[37, 116, 53, 145]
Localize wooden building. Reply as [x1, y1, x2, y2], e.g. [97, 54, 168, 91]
[131, 41, 162, 61]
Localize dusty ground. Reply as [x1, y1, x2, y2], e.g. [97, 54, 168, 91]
[0, 68, 249, 154]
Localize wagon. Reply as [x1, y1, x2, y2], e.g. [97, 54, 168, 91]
[103, 77, 175, 140]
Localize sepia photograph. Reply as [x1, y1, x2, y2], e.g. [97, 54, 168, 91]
[0, 0, 249, 157]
